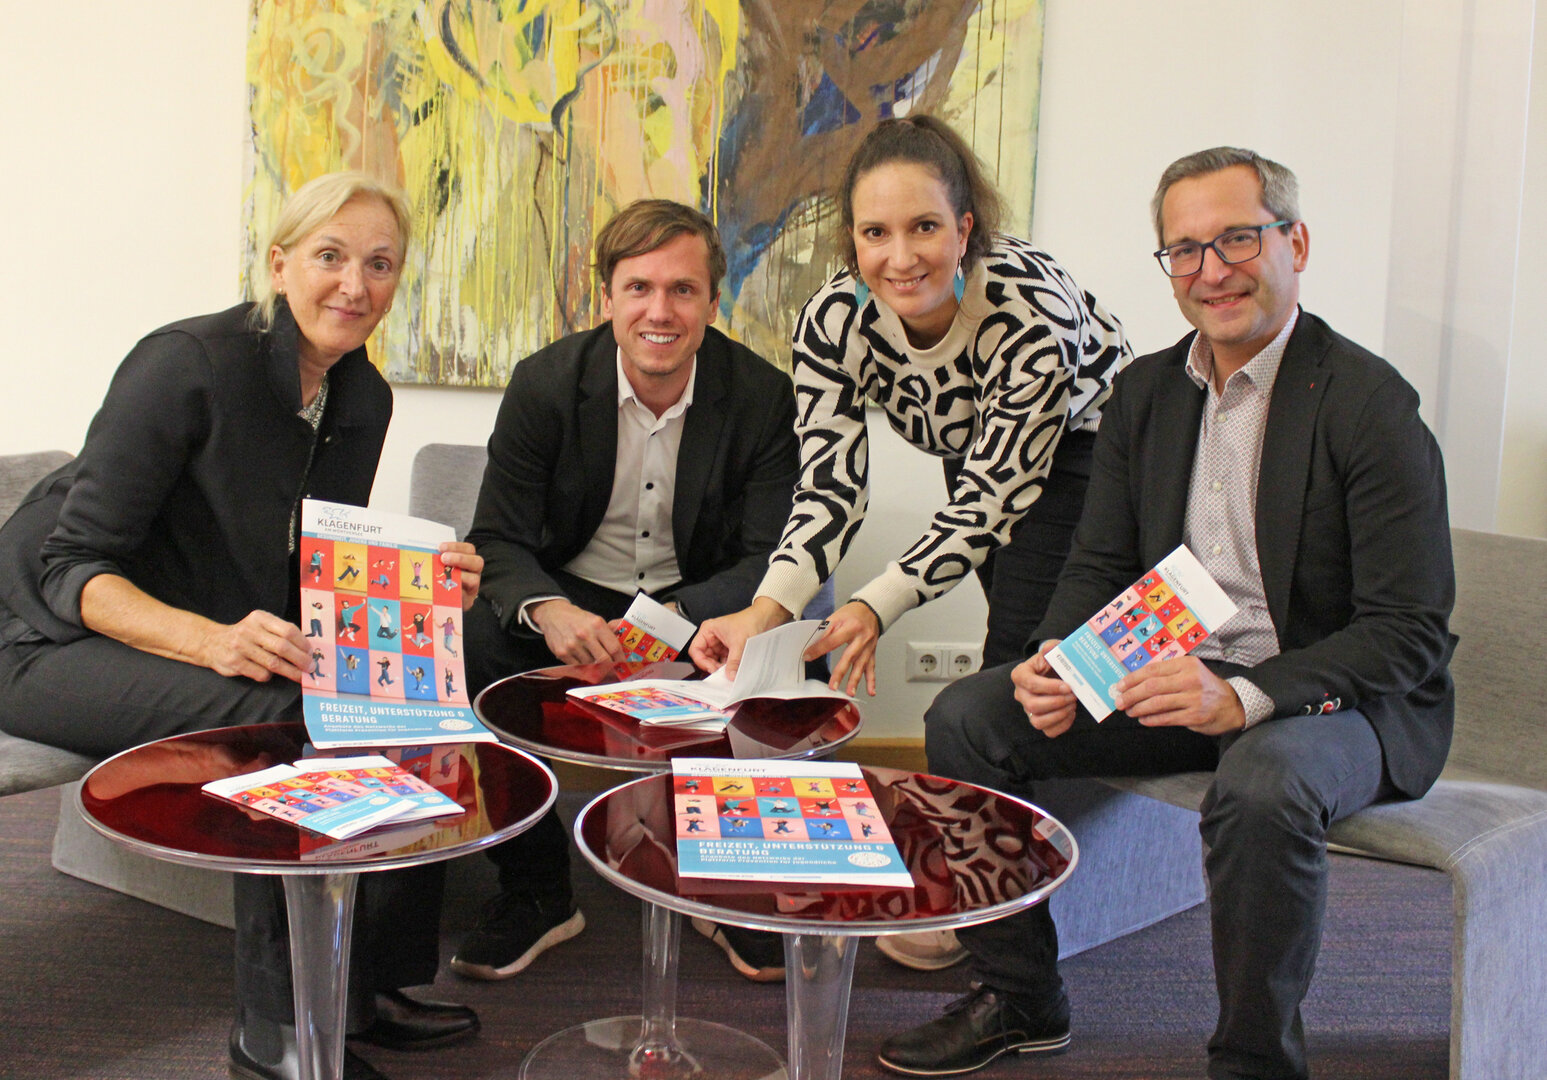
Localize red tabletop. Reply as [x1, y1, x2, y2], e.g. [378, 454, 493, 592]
[474, 661, 862, 770]
[574, 766, 1077, 935]
[79, 723, 555, 873]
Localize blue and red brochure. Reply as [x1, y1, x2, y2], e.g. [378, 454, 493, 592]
[298, 500, 496, 748]
[671, 758, 913, 888]
[1044, 545, 1238, 722]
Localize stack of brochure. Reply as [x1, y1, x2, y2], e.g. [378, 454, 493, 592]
[202, 754, 465, 841]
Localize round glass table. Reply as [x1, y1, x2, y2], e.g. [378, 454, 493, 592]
[575, 767, 1078, 1080]
[476, 661, 863, 1080]
[77, 723, 556, 1080]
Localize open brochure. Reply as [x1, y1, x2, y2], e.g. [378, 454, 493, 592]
[1044, 545, 1238, 722]
[671, 758, 912, 887]
[566, 620, 850, 730]
[201, 754, 465, 841]
[298, 499, 497, 748]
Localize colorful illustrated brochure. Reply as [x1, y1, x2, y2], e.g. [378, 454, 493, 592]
[613, 593, 697, 662]
[671, 758, 913, 887]
[299, 499, 496, 748]
[1044, 545, 1238, 722]
[567, 620, 851, 729]
[201, 754, 465, 840]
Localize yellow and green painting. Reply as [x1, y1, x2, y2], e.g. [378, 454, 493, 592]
[244, 0, 1045, 386]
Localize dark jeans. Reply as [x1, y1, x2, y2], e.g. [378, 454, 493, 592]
[925, 661, 1394, 1080]
[0, 632, 445, 1025]
[943, 428, 1094, 667]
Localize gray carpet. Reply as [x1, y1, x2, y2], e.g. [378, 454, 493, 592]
[0, 785, 1449, 1079]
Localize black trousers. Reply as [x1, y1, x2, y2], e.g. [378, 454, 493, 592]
[942, 428, 1095, 668]
[0, 632, 444, 1025]
[925, 660, 1394, 1080]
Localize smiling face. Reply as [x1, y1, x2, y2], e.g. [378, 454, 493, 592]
[601, 231, 719, 411]
[850, 161, 973, 348]
[1160, 164, 1308, 378]
[269, 195, 403, 376]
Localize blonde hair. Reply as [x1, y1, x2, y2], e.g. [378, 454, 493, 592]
[250, 171, 412, 330]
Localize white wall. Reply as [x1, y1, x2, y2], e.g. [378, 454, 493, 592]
[2, 0, 1541, 739]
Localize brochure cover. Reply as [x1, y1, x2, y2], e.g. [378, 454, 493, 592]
[299, 499, 497, 748]
[614, 593, 697, 662]
[1044, 545, 1238, 722]
[567, 620, 850, 729]
[671, 758, 913, 887]
[201, 754, 465, 841]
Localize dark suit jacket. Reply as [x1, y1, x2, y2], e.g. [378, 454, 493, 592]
[468, 323, 798, 629]
[1034, 311, 1455, 799]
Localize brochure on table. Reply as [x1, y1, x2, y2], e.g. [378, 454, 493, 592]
[202, 754, 465, 840]
[566, 620, 850, 730]
[298, 499, 496, 748]
[671, 758, 913, 888]
[1044, 545, 1238, 722]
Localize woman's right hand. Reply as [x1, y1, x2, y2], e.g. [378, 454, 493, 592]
[202, 611, 312, 683]
[689, 598, 792, 676]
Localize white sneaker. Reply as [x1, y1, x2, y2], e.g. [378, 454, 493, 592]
[875, 928, 968, 971]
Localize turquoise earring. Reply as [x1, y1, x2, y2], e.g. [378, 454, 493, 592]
[953, 260, 966, 303]
[855, 279, 870, 307]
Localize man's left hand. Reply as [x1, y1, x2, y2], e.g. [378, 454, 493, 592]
[438, 542, 484, 612]
[1113, 656, 1245, 736]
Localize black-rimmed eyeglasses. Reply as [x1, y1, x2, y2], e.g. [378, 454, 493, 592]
[1153, 220, 1292, 277]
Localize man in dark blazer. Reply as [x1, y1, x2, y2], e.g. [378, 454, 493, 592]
[877, 149, 1454, 1080]
[452, 199, 799, 982]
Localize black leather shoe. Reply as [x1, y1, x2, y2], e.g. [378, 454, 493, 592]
[349, 990, 480, 1051]
[876, 985, 1070, 1076]
[229, 1017, 389, 1080]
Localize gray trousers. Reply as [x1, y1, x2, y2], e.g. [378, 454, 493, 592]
[0, 632, 443, 1025]
[925, 661, 1393, 1080]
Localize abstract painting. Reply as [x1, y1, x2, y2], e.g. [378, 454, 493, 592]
[244, 0, 1045, 386]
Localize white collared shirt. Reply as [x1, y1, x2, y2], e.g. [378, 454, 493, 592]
[519, 351, 694, 628]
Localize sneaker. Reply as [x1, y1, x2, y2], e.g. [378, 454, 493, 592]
[450, 891, 585, 980]
[875, 985, 1070, 1076]
[690, 917, 786, 982]
[876, 929, 969, 971]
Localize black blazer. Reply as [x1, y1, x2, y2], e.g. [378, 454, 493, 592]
[0, 301, 391, 645]
[468, 323, 798, 627]
[1034, 311, 1455, 798]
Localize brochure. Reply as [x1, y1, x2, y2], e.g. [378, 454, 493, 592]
[201, 754, 465, 840]
[1044, 545, 1238, 722]
[298, 499, 497, 748]
[671, 758, 913, 887]
[566, 620, 850, 730]
[613, 593, 697, 662]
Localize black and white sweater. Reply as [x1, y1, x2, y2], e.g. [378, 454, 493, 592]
[757, 236, 1131, 628]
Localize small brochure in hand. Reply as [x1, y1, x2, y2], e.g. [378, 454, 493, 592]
[202, 754, 465, 840]
[671, 758, 913, 887]
[298, 499, 497, 748]
[1044, 545, 1238, 722]
[613, 593, 697, 662]
[566, 620, 851, 730]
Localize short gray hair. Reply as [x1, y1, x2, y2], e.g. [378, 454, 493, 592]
[1151, 147, 1299, 246]
[250, 171, 412, 330]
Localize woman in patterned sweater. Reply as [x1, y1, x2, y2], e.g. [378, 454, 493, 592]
[692, 117, 1130, 694]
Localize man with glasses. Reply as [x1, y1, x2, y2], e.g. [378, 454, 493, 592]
[877, 148, 1454, 1080]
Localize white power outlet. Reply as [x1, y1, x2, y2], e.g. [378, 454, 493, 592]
[906, 642, 983, 682]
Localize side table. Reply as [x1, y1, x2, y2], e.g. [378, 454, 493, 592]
[576, 766, 1078, 1080]
[77, 722, 556, 1080]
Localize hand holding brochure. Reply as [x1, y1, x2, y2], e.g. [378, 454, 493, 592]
[1044, 545, 1238, 722]
[672, 758, 912, 887]
[613, 593, 696, 662]
[566, 620, 851, 729]
[202, 754, 465, 840]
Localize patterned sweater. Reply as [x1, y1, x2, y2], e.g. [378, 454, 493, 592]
[756, 236, 1131, 628]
